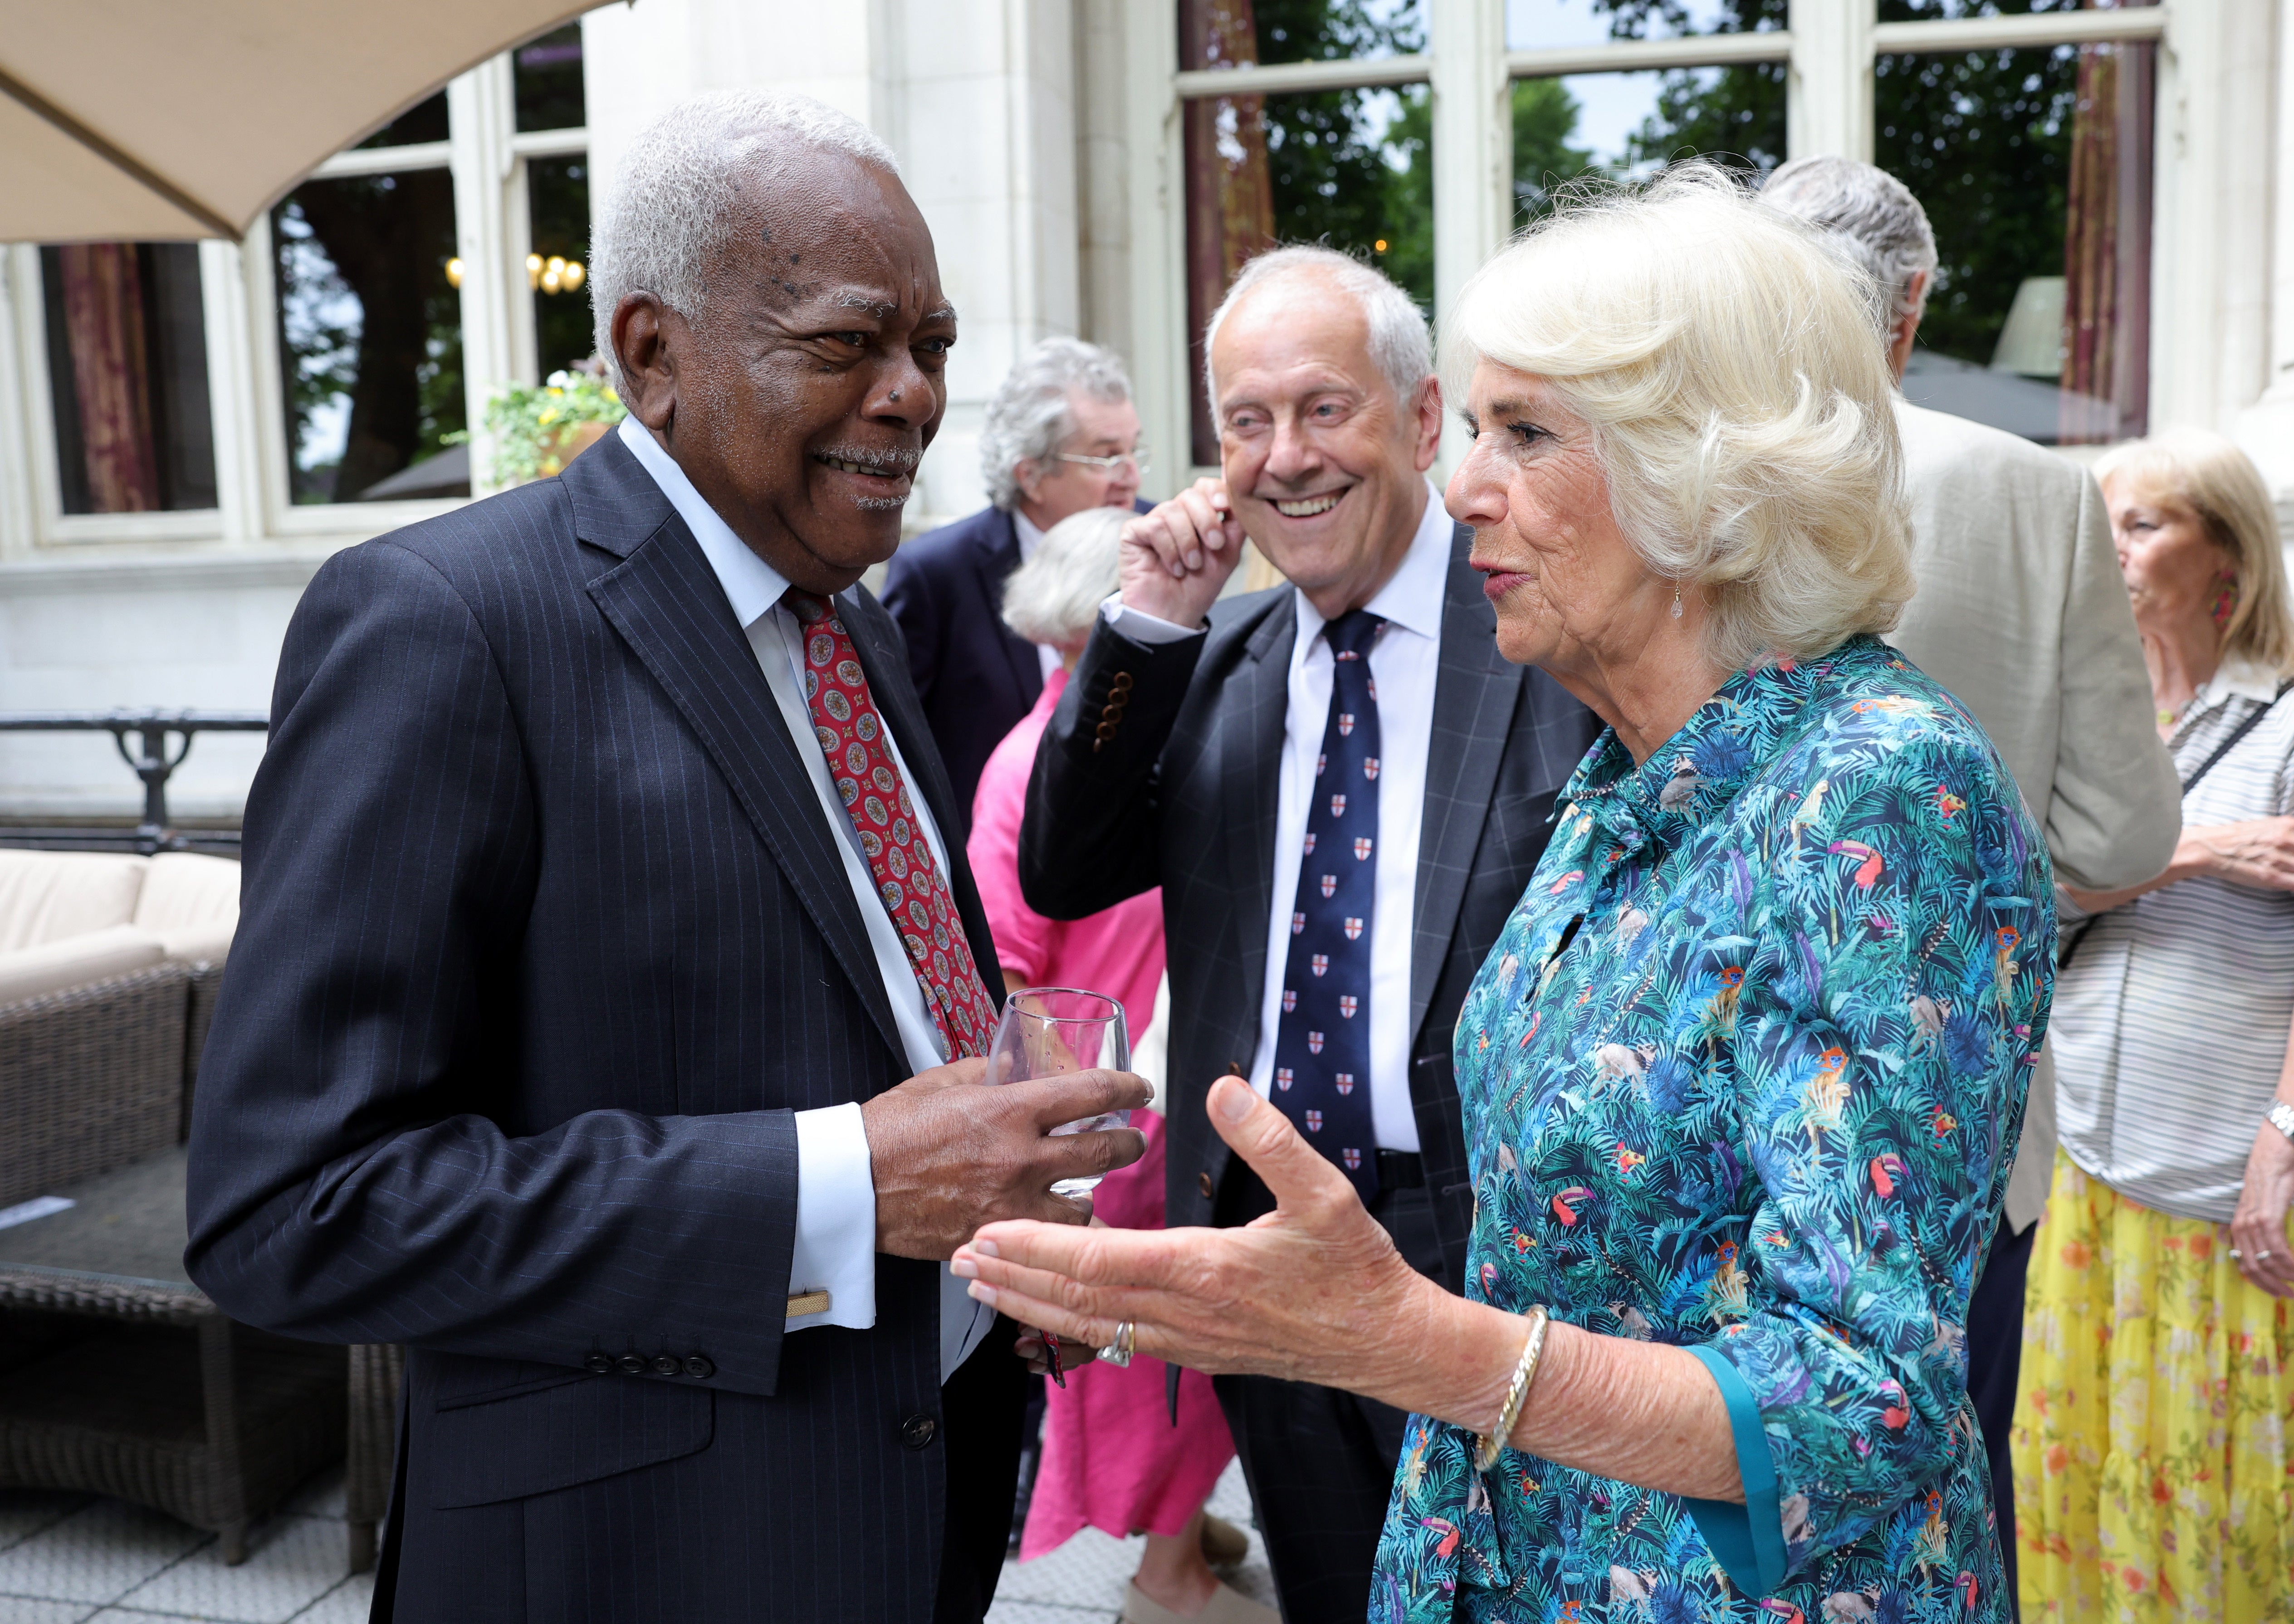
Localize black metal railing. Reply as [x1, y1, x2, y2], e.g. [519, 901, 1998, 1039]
[0, 712, 268, 855]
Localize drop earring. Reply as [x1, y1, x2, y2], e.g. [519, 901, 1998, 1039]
[1671, 582, 1684, 619]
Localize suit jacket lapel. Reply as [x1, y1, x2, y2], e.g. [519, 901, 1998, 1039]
[1223, 593, 1299, 1040]
[983, 512, 1045, 707]
[1410, 524, 1526, 1046]
[578, 469, 905, 1062]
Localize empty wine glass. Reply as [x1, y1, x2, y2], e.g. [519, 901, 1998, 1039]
[987, 987, 1130, 1198]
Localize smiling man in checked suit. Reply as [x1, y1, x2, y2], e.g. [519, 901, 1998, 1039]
[1020, 246, 1599, 1621]
[184, 92, 1146, 1624]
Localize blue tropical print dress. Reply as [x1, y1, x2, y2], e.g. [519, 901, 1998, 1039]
[1373, 634, 2054, 1623]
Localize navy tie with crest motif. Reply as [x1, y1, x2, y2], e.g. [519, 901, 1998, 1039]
[1270, 608, 1384, 1204]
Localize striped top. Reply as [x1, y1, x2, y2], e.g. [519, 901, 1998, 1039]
[2053, 656, 2294, 1222]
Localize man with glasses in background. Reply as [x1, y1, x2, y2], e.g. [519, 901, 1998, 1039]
[885, 337, 1150, 829]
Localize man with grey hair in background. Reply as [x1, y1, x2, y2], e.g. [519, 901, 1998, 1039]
[186, 89, 1149, 1624]
[1766, 154, 2180, 1606]
[885, 337, 1145, 824]
[1021, 245, 1598, 1619]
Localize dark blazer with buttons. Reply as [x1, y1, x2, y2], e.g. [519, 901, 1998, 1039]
[1018, 523, 1600, 1290]
[880, 504, 1044, 833]
[184, 432, 1011, 1624]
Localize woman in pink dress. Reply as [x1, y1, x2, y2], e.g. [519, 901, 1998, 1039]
[967, 506, 1271, 1624]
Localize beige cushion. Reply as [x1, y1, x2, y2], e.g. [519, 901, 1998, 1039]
[134, 853, 241, 935]
[0, 925, 166, 1006]
[0, 852, 150, 953]
[155, 924, 233, 966]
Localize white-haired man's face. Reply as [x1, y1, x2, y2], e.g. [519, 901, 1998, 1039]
[1209, 276, 1440, 610]
[611, 147, 957, 593]
[1012, 392, 1142, 531]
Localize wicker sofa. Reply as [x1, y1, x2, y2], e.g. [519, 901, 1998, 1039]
[0, 849, 406, 1572]
[0, 850, 238, 1208]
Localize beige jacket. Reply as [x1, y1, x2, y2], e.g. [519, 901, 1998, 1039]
[1888, 400, 2182, 1231]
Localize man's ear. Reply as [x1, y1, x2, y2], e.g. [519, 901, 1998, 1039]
[612, 293, 678, 432]
[1410, 375, 1443, 474]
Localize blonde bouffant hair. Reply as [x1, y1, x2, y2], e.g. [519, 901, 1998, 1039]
[2093, 429, 2294, 679]
[1442, 163, 1917, 673]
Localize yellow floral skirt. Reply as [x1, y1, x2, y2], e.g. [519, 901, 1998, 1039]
[2014, 1149, 2294, 1621]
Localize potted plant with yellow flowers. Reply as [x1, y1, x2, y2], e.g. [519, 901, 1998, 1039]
[465, 362, 627, 486]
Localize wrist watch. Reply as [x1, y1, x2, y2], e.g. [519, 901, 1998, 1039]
[2269, 1102, 2294, 1144]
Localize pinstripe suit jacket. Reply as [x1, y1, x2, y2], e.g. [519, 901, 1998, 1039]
[184, 432, 1008, 1623]
[1017, 523, 1599, 1287]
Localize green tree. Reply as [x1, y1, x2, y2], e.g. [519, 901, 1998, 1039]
[1587, 0, 2094, 371]
[1249, 0, 1435, 308]
[1512, 77, 1596, 226]
[1873, 45, 2078, 366]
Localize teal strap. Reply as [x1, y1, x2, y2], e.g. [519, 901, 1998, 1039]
[1682, 1343, 1788, 1596]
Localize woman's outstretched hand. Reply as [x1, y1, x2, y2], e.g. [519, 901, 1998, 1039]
[954, 1076, 1439, 1390]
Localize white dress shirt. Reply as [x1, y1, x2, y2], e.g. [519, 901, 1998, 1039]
[1010, 510, 1066, 684]
[1101, 482, 1453, 1152]
[616, 419, 993, 1381]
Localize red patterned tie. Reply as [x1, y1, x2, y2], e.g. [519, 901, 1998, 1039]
[783, 589, 998, 1060]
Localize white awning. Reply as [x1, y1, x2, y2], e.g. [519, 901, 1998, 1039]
[0, 1, 594, 242]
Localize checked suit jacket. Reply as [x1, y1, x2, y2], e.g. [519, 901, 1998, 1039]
[184, 432, 1012, 1624]
[1017, 523, 1600, 1286]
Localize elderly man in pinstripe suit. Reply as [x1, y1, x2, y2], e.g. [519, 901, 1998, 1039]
[185, 92, 1145, 1624]
[1020, 247, 1599, 1621]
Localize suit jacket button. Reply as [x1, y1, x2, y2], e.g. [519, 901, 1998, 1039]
[651, 1354, 682, 1377]
[584, 1353, 614, 1375]
[1110, 671, 1134, 692]
[616, 1354, 648, 1376]
[683, 1354, 715, 1380]
[900, 1413, 938, 1451]
[1198, 1170, 1216, 1200]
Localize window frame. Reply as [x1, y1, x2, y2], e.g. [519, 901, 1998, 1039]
[5, 32, 590, 554]
[1126, 0, 2177, 493]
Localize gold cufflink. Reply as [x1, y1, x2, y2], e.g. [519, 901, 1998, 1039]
[787, 1290, 832, 1318]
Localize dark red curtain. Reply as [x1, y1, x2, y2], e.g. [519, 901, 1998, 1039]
[2059, 19, 2153, 444]
[55, 244, 161, 512]
[1182, 0, 1277, 466]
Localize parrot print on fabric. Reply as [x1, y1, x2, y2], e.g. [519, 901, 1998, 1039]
[1374, 635, 2054, 1623]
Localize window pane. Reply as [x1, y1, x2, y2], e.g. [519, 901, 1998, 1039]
[273, 172, 469, 503]
[514, 24, 586, 132]
[357, 90, 449, 150]
[1182, 0, 1424, 70]
[39, 243, 218, 514]
[527, 156, 594, 375]
[1876, 0, 2090, 22]
[1513, 63, 1784, 227]
[1181, 81, 1431, 464]
[1877, 39, 2153, 443]
[1507, 0, 1782, 52]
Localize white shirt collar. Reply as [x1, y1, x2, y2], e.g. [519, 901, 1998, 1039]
[1291, 479, 1451, 652]
[2196, 653, 2284, 710]
[616, 417, 791, 628]
[1011, 507, 1046, 565]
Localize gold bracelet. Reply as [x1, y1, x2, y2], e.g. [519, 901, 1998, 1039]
[1473, 1305, 1550, 1472]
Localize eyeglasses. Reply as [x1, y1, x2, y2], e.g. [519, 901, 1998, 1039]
[1053, 449, 1149, 478]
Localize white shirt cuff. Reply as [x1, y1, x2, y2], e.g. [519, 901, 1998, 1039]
[1100, 593, 1206, 645]
[788, 1102, 877, 1332]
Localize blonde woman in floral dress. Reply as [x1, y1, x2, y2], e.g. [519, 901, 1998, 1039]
[2015, 429, 2294, 1621]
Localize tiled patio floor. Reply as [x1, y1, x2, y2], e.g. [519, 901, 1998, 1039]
[0, 1460, 1274, 1624]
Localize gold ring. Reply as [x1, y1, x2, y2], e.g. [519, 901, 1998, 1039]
[1097, 1321, 1135, 1367]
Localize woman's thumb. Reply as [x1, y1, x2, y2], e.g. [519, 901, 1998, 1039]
[1207, 1075, 1351, 1209]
